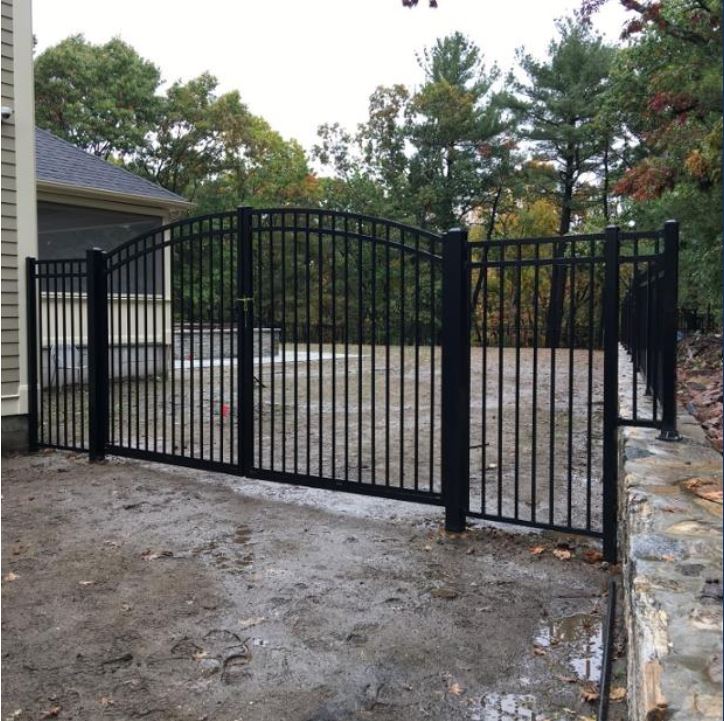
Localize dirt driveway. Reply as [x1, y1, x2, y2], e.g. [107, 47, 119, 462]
[1, 452, 624, 721]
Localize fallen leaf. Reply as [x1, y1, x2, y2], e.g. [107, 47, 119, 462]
[3, 572, 18, 582]
[553, 547, 572, 561]
[121, 603, 132, 612]
[423, 544, 432, 551]
[580, 684, 599, 702]
[609, 686, 626, 701]
[582, 549, 603, 564]
[79, 580, 95, 586]
[529, 545, 546, 556]
[448, 681, 464, 696]
[532, 644, 547, 656]
[99, 697, 114, 707]
[465, 547, 475, 555]
[431, 587, 458, 599]
[239, 616, 266, 630]
[556, 674, 578, 683]
[192, 650, 208, 660]
[40, 706, 61, 719]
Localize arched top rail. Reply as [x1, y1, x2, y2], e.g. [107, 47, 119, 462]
[105, 210, 236, 263]
[253, 207, 442, 245]
[104, 207, 444, 273]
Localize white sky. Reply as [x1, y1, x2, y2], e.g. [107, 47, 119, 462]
[32, 0, 630, 153]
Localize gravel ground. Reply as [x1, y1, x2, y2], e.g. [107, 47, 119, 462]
[1, 451, 626, 721]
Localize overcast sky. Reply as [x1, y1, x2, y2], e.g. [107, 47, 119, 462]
[32, 0, 630, 152]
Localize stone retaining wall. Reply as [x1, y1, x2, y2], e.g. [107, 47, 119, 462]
[620, 358, 722, 720]
[173, 325, 280, 360]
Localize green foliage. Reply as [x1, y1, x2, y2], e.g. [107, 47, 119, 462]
[510, 18, 617, 233]
[34, 35, 161, 158]
[605, 0, 722, 306]
[34, 14, 720, 311]
[408, 32, 508, 230]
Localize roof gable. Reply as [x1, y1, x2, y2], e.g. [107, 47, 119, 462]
[35, 128, 189, 207]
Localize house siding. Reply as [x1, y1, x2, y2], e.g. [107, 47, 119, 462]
[1, 0, 19, 397]
[1, 0, 37, 422]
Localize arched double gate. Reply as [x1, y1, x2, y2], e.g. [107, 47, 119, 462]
[26, 208, 680, 561]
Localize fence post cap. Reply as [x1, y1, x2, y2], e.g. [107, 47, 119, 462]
[444, 227, 467, 238]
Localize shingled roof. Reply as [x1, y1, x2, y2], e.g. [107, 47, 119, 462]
[35, 127, 189, 207]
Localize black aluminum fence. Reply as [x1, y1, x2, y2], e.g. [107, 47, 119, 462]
[465, 231, 608, 537]
[249, 210, 444, 501]
[619, 222, 679, 439]
[678, 304, 717, 334]
[26, 210, 680, 561]
[27, 257, 89, 452]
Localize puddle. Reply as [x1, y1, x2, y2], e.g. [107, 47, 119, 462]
[535, 612, 603, 681]
[469, 693, 545, 721]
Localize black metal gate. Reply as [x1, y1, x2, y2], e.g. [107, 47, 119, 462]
[26, 209, 680, 561]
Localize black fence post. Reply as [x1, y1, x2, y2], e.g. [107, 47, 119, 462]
[86, 248, 109, 461]
[602, 225, 620, 563]
[237, 206, 254, 476]
[441, 228, 470, 533]
[26, 257, 39, 452]
[659, 220, 680, 441]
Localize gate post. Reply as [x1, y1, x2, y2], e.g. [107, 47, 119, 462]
[602, 225, 620, 563]
[441, 228, 470, 533]
[26, 257, 39, 452]
[86, 248, 109, 461]
[236, 206, 254, 476]
[658, 220, 680, 441]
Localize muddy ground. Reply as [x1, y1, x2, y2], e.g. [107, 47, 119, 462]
[40, 345, 604, 531]
[2, 451, 625, 721]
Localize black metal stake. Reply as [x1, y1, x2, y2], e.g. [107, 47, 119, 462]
[237, 206, 254, 476]
[659, 220, 680, 441]
[26, 257, 39, 452]
[602, 225, 620, 563]
[86, 248, 109, 461]
[441, 228, 470, 533]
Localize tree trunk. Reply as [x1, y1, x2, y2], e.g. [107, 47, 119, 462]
[602, 142, 609, 223]
[471, 185, 503, 343]
[545, 161, 574, 348]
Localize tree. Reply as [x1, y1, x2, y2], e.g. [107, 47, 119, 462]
[510, 18, 617, 346]
[34, 35, 161, 159]
[313, 92, 414, 220]
[407, 32, 507, 230]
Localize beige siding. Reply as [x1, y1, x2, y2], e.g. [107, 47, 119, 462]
[1, 0, 36, 415]
[1, 0, 19, 397]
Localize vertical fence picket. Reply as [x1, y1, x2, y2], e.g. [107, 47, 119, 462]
[26, 258, 38, 452]
[86, 248, 109, 461]
[441, 228, 470, 532]
[659, 220, 680, 441]
[602, 225, 620, 562]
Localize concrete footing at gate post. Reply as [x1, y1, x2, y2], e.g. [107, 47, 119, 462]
[618, 359, 722, 720]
